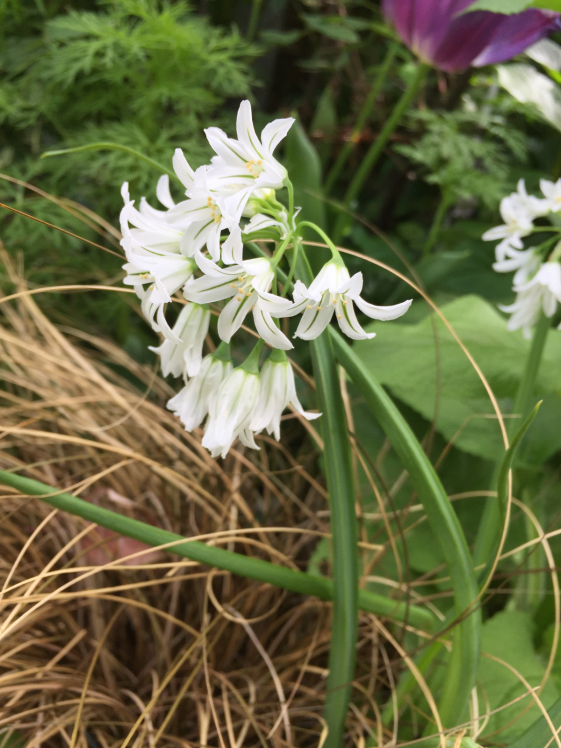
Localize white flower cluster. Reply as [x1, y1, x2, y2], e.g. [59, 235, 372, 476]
[484, 179, 561, 338]
[119, 101, 412, 457]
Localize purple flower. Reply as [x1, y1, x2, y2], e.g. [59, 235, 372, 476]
[383, 0, 561, 72]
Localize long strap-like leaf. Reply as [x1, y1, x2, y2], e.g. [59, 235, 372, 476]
[0, 469, 435, 630]
[329, 330, 480, 728]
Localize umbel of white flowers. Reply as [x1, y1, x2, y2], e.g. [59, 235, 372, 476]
[484, 178, 561, 339]
[119, 100, 412, 457]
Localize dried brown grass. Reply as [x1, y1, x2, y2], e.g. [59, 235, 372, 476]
[0, 248, 412, 747]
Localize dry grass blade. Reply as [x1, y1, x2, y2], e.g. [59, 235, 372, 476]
[0, 247, 443, 746]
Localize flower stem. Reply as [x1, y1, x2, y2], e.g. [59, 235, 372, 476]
[473, 313, 551, 573]
[296, 220, 342, 261]
[246, 0, 262, 42]
[0, 470, 436, 629]
[332, 63, 430, 244]
[330, 330, 480, 728]
[297, 253, 359, 748]
[325, 42, 398, 195]
[240, 338, 264, 374]
[423, 191, 451, 257]
[286, 177, 295, 225]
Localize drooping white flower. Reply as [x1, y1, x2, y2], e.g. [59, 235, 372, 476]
[482, 183, 538, 256]
[202, 362, 261, 458]
[204, 100, 294, 221]
[493, 247, 541, 286]
[279, 260, 412, 341]
[500, 261, 561, 337]
[120, 181, 197, 340]
[540, 178, 561, 213]
[183, 252, 294, 350]
[149, 302, 210, 378]
[249, 352, 320, 440]
[167, 348, 232, 431]
[165, 152, 243, 263]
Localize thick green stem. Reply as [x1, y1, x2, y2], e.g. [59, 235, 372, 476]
[329, 331, 480, 728]
[297, 255, 358, 748]
[325, 43, 398, 195]
[246, 0, 262, 42]
[333, 63, 430, 243]
[423, 191, 451, 257]
[473, 313, 551, 572]
[0, 470, 435, 628]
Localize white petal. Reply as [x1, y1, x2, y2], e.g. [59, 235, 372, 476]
[236, 100, 264, 159]
[335, 299, 375, 341]
[260, 117, 295, 154]
[157, 175, 175, 209]
[354, 296, 412, 321]
[294, 293, 334, 340]
[184, 274, 237, 304]
[173, 149, 195, 191]
[253, 306, 293, 350]
[217, 293, 255, 342]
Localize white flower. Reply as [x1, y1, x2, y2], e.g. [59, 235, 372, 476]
[120, 182, 197, 340]
[166, 151, 243, 264]
[540, 178, 561, 213]
[183, 252, 294, 350]
[167, 350, 232, 431]
[149, 303, 210, 378]
[279, 260, 412, 341]
[482, 182, 538, 256]
[500, 261, 561, 337]
[204, 100, 294, 221]
[250, 353, 320, 440]
[202, 366, 261, 458]
[493, 247, 541, 286]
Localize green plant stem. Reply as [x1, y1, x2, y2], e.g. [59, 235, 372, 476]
[473, 313, 551, 572]
[423, 191, 451, 257]
[333, 63, 430, 244]
[246, 0, 262, 42]
[328, 331, 480, 728]
[325, 43, 398, 195]
[0, 470, 435, 629]
[41, 143, 177, 181]
[297, 254, 358, 748]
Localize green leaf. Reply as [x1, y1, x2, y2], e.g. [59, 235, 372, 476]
[42, 141, 177, 181]
[284, 117, 327, 255]
[301, 14, 360, 44]
[532, 0, 561, 10]
[353, 295, 561, 463]
[0, 470, 435, 630]
[466, 0, 532, 11]
[297, 253, 359, 748]
[509, 697, 561, 747]
[330, 329, 480, 728]
[478, 611, 559, 740]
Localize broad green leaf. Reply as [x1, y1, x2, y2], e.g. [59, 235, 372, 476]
[354, 295, 561, 462]
[466, 0, 532, 11]
[508, 697, 561, 747]
[478, 611, 559, 739]
[301, 14, 359, 43]
[284, 117, 327, 265]
[533, 0, 561, 10]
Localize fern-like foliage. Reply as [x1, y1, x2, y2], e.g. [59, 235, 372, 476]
[0, 0, 256, 342]
[395, 103, 527, 209]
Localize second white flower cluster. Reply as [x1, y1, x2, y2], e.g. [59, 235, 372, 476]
[484, 178, 561, 337]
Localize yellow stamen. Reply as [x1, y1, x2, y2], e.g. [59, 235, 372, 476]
[337, 315, 342, 319]
[230, 283, 236, 288]
[236, 296, 242, 301]
[306, 305, 313, 309]
[317, 306, 322, 311]
[246, 291, 252, 297]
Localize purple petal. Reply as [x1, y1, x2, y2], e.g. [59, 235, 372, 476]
[432, 11, 504, 72]
[473, 10, 561, 67]
[383, 0, 561, 73]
